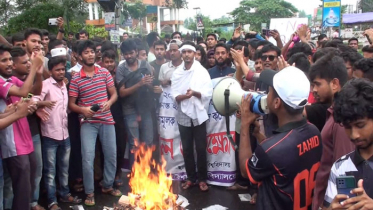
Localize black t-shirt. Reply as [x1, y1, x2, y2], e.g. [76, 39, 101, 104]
[246, 119, 323, 210]
[305, 103, 330, 131]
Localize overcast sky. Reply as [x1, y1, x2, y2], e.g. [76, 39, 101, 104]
[179, 0, 359, 20]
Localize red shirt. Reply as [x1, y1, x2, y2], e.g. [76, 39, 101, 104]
[69, 66, 115, 124]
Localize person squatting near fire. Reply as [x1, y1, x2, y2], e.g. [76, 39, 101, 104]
[1, 16, 373, 210]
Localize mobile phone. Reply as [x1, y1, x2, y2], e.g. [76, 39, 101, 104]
[91, 104, 100, 112]
[336, 176, 356, 200]
[262, 29, 270, 36]
[48, 18, 58, 26]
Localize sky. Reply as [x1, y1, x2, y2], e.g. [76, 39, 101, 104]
[179, 0, 359, 20]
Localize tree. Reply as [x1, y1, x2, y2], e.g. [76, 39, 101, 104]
[0, 0, 87, 34]
[359, 0, 373, 13]
[184, 15, 214, 35]
[166, 0, 188, 30]
[230, 0, 298, 31]
[299, 10, 307, 18]
[0, 0, 17, 26]
[122, 0, 147, 34]
[3, 2, 65, 35]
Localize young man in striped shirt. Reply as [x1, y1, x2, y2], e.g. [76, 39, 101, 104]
[68, 40, 120, 206]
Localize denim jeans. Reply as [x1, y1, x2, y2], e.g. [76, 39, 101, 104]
[2, 161, 12, 210]
[0, 158, 4, 210]
[124, 112, 153, 168]
[31, 134, 43, 207]
[4, 153, 36, 210]
[42, 137, 71, 205]
[80, 123, 117, 194]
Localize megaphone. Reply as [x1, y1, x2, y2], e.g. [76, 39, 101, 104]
[212, 77, 269, 116]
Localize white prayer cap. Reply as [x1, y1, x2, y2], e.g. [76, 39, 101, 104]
[51, 48, 67, 57]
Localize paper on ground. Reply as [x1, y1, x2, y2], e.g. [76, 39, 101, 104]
[202, 204, 228, 210]
[176, 194, 190, 208]
[238, 194, 252, 202]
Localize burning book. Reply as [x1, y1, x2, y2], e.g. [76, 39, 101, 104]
[117, 143, 189, 210]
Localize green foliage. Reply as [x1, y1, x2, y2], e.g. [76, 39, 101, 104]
[3, 2, 65, 35]
[0, 0, 87, 35]
[299, 10, 307, 18]
[165, 0, 188, 9]
[230, 0, 298, 31]
[359, 0, 373, 13]
[124, 0, 147, 20]
[185, 15, 234, 38]
[68, 21, 85, 34]
[84, 25, 108, 39]
[0, 0, 17, 25]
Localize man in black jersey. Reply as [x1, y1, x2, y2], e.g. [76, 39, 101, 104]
[239, 66, 323, 210]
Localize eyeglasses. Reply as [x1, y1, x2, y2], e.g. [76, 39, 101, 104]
[96, 49, 101, 53]
[261, 55, 276, 61]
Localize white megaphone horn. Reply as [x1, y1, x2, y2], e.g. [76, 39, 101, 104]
[212, 77, 269, 116]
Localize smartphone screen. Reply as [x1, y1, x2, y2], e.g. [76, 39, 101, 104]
[336, 176, 356, 199]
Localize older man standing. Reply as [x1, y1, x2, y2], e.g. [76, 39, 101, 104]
[171, 41, 213, 192]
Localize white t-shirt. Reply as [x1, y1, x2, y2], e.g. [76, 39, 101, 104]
[148, 52, 156, 63]
[159, 61, 184, 81]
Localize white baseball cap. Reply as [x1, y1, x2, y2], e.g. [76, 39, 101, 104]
[51, 48, 67, 57]
[259, 66, 310, 109]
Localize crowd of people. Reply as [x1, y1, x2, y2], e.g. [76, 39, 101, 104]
[0, 16, 373, 210]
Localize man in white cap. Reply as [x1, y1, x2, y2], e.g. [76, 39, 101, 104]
[238, 66, 322, 210]
[171, 41, 213, 192]
[34, 49, 82, 210]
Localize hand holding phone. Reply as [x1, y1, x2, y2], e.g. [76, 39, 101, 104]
[336, 176, 356, 199]
[49, 18, 58, 26]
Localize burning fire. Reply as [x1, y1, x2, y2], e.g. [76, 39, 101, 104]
[128, 143, 177, 210]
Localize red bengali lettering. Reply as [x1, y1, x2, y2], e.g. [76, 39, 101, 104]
[206, 132, 235, 155]
[160, 138, 174, 160]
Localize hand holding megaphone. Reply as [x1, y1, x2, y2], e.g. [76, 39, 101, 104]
[212, 77, 268, 116]
[237, 93, 261, 125]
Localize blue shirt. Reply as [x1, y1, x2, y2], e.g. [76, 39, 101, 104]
[208, 65, 236, 79]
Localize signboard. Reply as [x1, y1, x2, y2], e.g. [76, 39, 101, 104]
[270, 18, 308, 45]
[322, 0, 341, 27]
[121, 15, 133, 28]
[110, 30, 120, 45]
[317, 8, 323, 21]
[146, 6, 158, 23]
[104, 12, 115, 31]
[196, 16, 204, 30]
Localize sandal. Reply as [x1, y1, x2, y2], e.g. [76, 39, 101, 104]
[48, 203, 61, 210]
[199, 182, 209, 192]
[102, 188, 122, 197]
[59, 193, 82, 204]
[84, 194, 95, 206]
[181, 180, 195, 190]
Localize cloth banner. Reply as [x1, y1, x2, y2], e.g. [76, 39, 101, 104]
[158, 86, 187, 181]
[159, 78, 236, 186]
[206, 77, 236, 187]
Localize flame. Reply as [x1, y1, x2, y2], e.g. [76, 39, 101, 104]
[129, 142, 176, 210]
